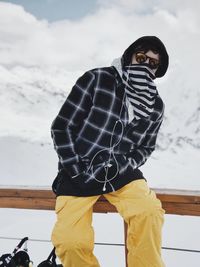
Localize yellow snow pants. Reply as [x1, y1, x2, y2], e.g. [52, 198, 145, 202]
[51, 179, 166, 267]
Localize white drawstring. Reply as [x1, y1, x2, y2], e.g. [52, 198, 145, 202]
[84, 64, 131, 192]
[85, 118, 124, 191]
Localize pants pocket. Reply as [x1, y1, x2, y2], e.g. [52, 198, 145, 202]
[55, 196, 69, 214]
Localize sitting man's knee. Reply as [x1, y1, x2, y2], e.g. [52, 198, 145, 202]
[143, 192, 165, 215]
[51, 226, 93, 254]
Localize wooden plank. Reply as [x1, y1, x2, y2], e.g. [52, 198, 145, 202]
[0, 197, 55, 210]
[0, 196, 117, 212]
[0, 188, 54, 199]
[0, 187, 200, 216]
[162, 202, 200, 216]
[156, 192, 200, 204]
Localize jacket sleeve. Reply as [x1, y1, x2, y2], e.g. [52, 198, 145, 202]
[51, 70, 95, 178]
[126, 114, 164, 169]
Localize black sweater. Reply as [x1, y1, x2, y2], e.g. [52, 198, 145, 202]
[51, 66, 164, 196]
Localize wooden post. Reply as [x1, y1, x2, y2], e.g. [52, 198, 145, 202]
[124, 221, 128, 267]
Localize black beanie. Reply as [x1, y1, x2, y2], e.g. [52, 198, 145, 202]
[121, 36, 169, 78]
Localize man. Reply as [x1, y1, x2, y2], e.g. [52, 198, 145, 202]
[50, 36, 169, 267]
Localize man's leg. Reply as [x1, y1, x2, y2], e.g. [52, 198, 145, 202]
[104, 179, 165, 267]
[51, 195, 101, 267]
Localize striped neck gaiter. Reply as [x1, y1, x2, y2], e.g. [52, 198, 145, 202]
[122, 64, 158, 120]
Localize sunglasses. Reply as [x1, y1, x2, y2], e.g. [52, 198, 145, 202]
[135, 52, 160, 69]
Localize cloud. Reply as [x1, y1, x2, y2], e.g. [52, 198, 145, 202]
[0, 0, 199, 72]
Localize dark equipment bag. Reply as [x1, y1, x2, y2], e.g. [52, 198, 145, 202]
[0, 237, 32, 267]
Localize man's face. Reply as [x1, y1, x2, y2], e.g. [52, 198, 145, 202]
[131, 50, 160, 74]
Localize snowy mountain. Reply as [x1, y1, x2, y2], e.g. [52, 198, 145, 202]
[0, 63, 199, 150]
[0, 63, 199, 190]
[0, 64, 82, 143]
[157, 63, 200, 151]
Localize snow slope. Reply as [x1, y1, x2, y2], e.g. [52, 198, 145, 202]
[0, 64, 199, 189]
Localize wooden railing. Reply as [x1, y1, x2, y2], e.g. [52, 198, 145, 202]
[0, 186, 200, 267]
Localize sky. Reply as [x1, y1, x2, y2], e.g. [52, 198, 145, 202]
[2, 0, 99, 21]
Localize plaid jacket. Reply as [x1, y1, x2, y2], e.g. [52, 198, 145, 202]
[51, 66, 164, 196]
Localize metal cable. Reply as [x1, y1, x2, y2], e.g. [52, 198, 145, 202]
[0, 236, 199, 253]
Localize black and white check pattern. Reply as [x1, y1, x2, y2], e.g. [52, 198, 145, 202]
[51, 66, 164, 196]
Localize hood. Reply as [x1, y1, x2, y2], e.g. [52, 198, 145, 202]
[121, 36, 169, 78]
